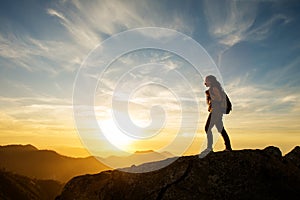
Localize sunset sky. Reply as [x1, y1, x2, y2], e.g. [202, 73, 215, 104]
[0, 0, 300, 158]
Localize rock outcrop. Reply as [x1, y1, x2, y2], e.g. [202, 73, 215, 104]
[57, 146, 300, 200]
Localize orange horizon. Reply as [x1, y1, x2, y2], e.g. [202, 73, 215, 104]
[1, 130, 299, 158]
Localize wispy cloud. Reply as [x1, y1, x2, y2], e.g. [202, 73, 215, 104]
[203, 0, 257, 46]
[1, 0, 194, 76]
[0, 96, 72, 106]
[0, 95, 74, 132]
[226, 75, 300, 116]
[247, 14, 290, 41]
[47, 0, 193, 47]
[47, 8, 101, 50]
[263, 56, 300, 87]
[203, 0, 291, 68]
[0, 32, 83, 73]
[204, 0, 291, 47]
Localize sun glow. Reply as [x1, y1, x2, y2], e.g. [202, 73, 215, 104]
[98, 119, 135, 153]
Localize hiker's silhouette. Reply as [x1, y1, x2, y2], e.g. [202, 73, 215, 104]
[200, 75, 232, 157]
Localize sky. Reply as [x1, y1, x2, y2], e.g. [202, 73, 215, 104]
[0, 0, 300, 158]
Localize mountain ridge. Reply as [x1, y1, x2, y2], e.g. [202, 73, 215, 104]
[99, 149, 175, 169]
[0, 144, 111, 183]
[57, 146, 300, 200]
[0, 144, 175, 182]
[0, 144, 38, 152]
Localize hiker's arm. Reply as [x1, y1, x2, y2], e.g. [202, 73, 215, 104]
[205, 90, 210, 104]
[211, 87, 222, 101]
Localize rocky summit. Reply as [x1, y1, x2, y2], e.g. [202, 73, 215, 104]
[57, 146, 300, 200]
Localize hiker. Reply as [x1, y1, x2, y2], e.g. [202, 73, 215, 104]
[200, 75, 232, 156]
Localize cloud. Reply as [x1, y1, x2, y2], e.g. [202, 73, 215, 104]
[47, 8, 101, 50]
[0, 32, 84, 73]
[262, 56, 300, 87]
[0, 95, 72, 108]
[47, 0, 193, 46]
[0, 0, 195, 77]
[203, 0, 291, 47]
[203, 0, 292, 72]
[247, 14, 291, 41]
[0, 95, 74, 134]
[226, 75, 300, 116]
[281, 95, 297, 103]
[203, 0, 257, 46]
[92, 48, 201, 110]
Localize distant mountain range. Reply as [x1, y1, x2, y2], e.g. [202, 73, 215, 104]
[57, 146, 300, 200]
[0, 144, 174, 183]
[99, 150, 175, 168]
[0, 144, 110, 183]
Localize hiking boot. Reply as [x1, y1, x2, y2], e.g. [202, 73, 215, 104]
[224, 148, 232, 152]
[199, 148, 213, 158]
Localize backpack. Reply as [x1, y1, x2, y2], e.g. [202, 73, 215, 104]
[223, 93, 232, 114]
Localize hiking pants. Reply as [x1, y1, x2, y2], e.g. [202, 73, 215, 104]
[205, 111, 232, 150]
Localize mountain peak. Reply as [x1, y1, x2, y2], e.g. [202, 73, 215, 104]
[0, 144, 38, 152]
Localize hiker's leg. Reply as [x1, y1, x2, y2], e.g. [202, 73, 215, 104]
[205, 113, 213, 149]
[221, 128, 232, 150]
[215, 114, 232, 150]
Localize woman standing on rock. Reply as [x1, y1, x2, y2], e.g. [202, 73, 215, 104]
[200, 75, 232, 157]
